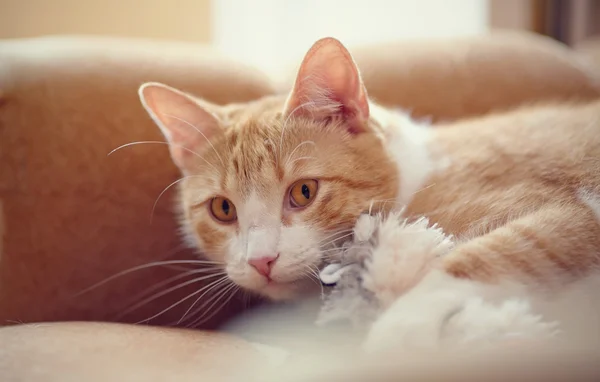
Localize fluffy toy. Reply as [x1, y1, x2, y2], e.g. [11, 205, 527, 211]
[317, 211, 558, 352]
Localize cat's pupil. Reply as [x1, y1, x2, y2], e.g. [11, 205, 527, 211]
[222, 200, 230, 215]
[302, 184, 310, 199]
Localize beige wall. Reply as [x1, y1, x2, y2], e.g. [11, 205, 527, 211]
[0, 0, 536, 43]
[489, 0, 534, 31]
[0, 0, 212, 42]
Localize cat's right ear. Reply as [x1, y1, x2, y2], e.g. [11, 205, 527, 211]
[283, 37, 370, 134]
[138, 82, 222, 172]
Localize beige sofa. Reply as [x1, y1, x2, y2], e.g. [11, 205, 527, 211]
[1, 31, 599, 329]
[0, 37, 276, 327]
[576, 35, 600, 70]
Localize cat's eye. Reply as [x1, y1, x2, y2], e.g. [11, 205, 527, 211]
[289, 179, 318, 208]
[209, 197, 237, 223]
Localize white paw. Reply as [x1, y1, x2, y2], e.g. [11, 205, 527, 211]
[444, 298, 558, 345]
[364, 270, 470, 352]
[361, 213, 454, 307]
[364, 271, 558, 353]
[353, 213, 377, 242]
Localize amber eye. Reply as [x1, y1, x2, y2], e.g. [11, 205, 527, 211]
[289, 179, 318, 208]
[209, 197, 237, 223]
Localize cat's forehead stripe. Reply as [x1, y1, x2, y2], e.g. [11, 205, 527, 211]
[223, 120, 284, 199]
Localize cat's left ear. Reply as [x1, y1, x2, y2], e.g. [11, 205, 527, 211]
[283, 37, 369, 134]
[139, 82, 223, 173]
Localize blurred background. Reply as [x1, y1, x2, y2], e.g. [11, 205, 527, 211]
[1, 0, 599, 77]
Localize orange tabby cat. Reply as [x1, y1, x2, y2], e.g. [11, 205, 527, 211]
[138, 37, 600, 312]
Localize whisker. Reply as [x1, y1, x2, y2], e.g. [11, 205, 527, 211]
[74, 260, 224, 297]
[121, 267, 223, 308]
[265, 137, 279, 168]
[318, 229, 354, 245]
[367, 198, 406, 213]
[121, 273, 227, 321]
[320, 243, 369, 253]
[412, 182, 436, 196]
[300, 271, 321, 292]
[108, 141, 219, 173]
[285, 229, 355, 265]
[161, 264, 202, 272]
[368, 198, 402, 205]
[364, 184, 435, 213]
[280, 106, 301, 157]
[285, 140, 316, 167]
[319, 247, 350, 254]
[180, 281, 234, 326]
[108, 141, 168, 156]
[134, 274, 229, 324]
[307, 265, 325, 297]
[164, 114, 225, 167]
[151, 175, 204, 222]
[176, 277, 231, 325]
[186, 284, 239, 328]
[279, 101, 315, 162]
[288, 156, 316, 166]
[5, 320, 25, 325]
[319, 231, 355, 249]
[303, 265, 322, 284]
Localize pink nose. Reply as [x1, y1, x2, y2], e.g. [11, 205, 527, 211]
[248, 255, 278, 277]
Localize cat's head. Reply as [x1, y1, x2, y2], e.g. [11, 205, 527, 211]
[139, 38, 398, 300]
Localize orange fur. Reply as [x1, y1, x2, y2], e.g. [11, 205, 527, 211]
[174, 96, 399, 299]
[140, 38, 600, 301]
[410, 101, 600, 286]
[139, 39, 402, 300]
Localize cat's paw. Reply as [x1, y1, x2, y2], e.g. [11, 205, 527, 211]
[443, 297, 558, 345]
[364, 271, 558, 353]
[352, 213, 378, 242]
[364, 270, 470, 352]
[361, 212, 454, 307]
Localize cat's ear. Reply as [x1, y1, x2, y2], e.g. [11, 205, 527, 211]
[139, 82, 222, 172]
[283, 37, 369, 133]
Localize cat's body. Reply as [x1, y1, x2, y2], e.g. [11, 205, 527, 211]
[363, 99, 600, 350]
[395, 100, 600, 283]
[139, 37, 600, 349]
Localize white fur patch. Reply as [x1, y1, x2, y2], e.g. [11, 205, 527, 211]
[237, 191, 280, 262]
[577, 188, 600, 222]
[445, 298, 557, 345]
[362, 213, 454, 307]
[365, 270, 473, 352]
[352, 213, 377, 242]
[241, 191, 270, 227]
[365, 270, 557, 353]
[373, 105, 435, 205]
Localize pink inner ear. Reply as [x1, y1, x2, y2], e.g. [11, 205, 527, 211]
[284, 38, 370, 133]
[139, 83, 222, 172]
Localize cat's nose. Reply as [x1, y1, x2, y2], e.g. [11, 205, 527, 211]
[248, 255, 279, 278]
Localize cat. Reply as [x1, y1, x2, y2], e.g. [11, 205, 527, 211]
[138, 37, 600, 347]
[139, 38, 399, 301]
